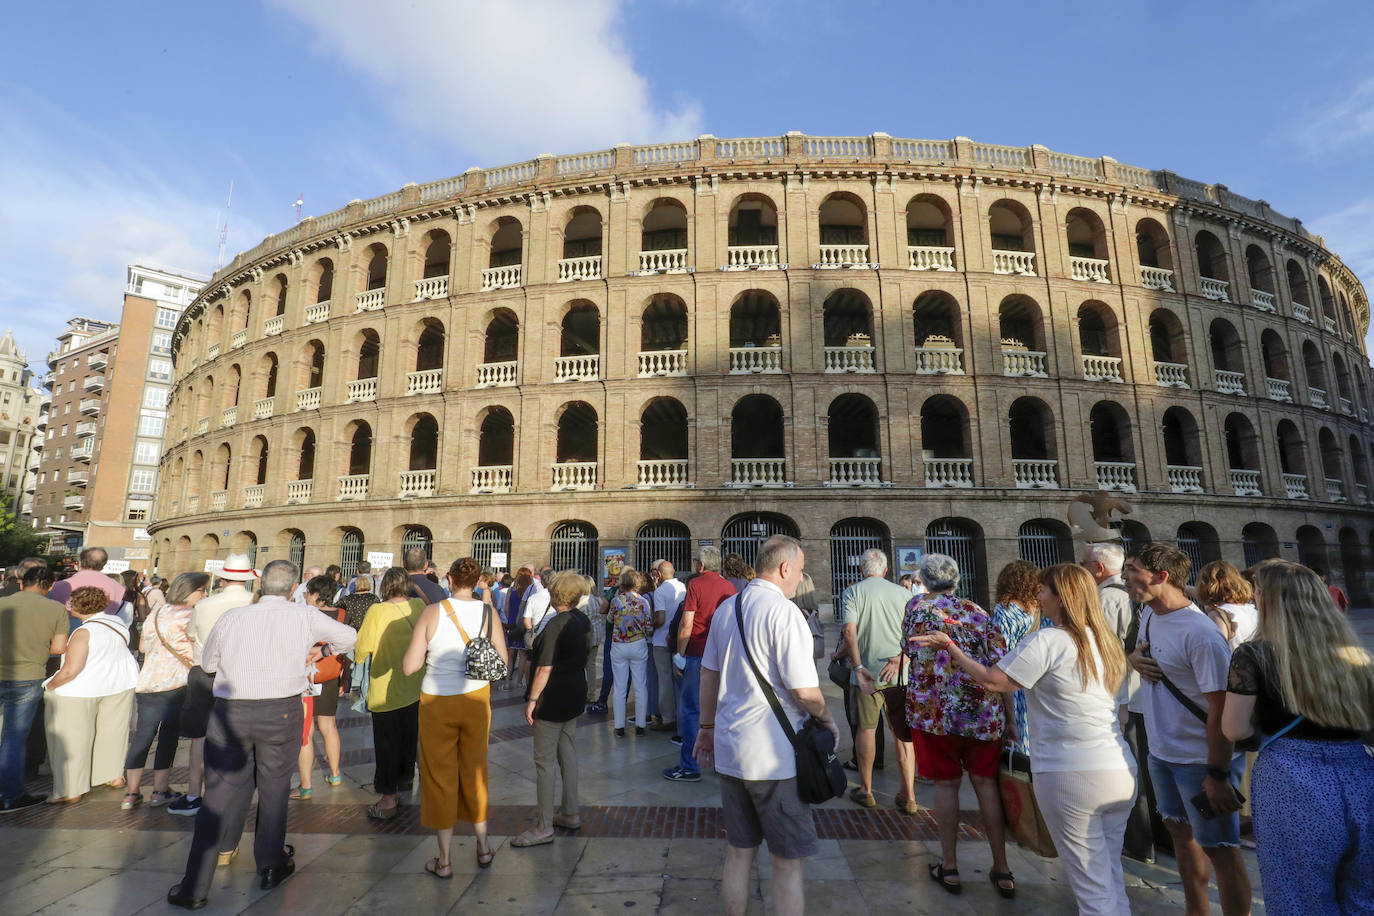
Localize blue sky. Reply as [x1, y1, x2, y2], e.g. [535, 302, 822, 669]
[3, 0, 1372, 371]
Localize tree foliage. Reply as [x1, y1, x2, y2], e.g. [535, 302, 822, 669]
[0, 494, 47, 566]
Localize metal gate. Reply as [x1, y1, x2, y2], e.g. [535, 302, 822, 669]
[471, 524, 511, 571]
[1017, 522, 1062, 569]
[289, 532, 306, 572]
[829, 518, 890, 599]
[925, 519, 977, 601]
[1176, 534, 1202, 586]
[340, 530, 364, 580]
[1242, 537, 1263, 569]
[721, 513, 800, 570]
[635, 520, 691, 576]
[242, 535, 258, 569]
[401, 526, 432, 564]
[550, 521, 599, 578]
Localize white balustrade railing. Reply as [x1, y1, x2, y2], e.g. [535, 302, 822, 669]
[296, 387, 321, 411]
[828, 457, 883, 486]
[1325, 477, 1346, 503]
[244, 485, 264, 508]
[1251, 289, 1276, 312]
[210, 491, 227, 512]
[414, 275, 449, 300]
[824, 346, 876, 373]
[729, 346, 782, 374]
[816, 244, 871, 268]
[551, 462, 597, 491]
[1167, 465, 1204, 493]
[1199, 277, 1230, 301]
[1290, 302, 1311, 324]
[347, 378, 378, 402]
[305, 301, 331, 323]
[470, 466, 513, 493]
[186, 495, 199, 514]
[924, 458, 973, 488]
[1095, 461, 1138, 492]
[638, 349, 688, 377]
[1309, 386, 1329, 409]
[1229, 469, 1262, 497]
[637, 459, 690, 487]
[1357, 482, 1371, 505]
[264, 315, 284, 337]
[913, 347, 964, 374]
[554, 354, 600, 381]
[1154, 361, 1190, 388]
[1069, 256, 1111, 283]
[638, 249, 687, 272]
[356, 288, 386, 312]
[337, 474, 370, 501]
[196, 416, 209, 434]
[476, 361, 517, 387]
[206, 343, 219, 360]
[481, 264, 522, 290]
[399, 469, 437, 497]
[406, 368, 443, 395]
[557, 255, 602, 282]
[221, 406, 237, 427]
[231, 329, 247, 349]
[1082, 355, 1123, 382]
[253, 396, 275, 419]
[1340, 397, 1354, 416]
[1215, 370, 1246, 395]
[1323, 315, 1337, 334]
[1014, 459, 1059, 489]
[1283, 473, 1308, 500]
[1140, 266, 1175, 291]
[907, 246, 955, 271]
[992, 250, 1036, 275]
[1003, 350, 1048, 377]
[725, 245, 781, 270]
[730, 458, 789, 487]
[1265, 377, 1292, 402]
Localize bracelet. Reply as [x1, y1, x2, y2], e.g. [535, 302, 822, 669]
[1205, 765, 1230, 781]
[699, 724, 715, 730]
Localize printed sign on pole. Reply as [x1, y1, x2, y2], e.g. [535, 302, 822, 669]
[104, 559, 131, 574]
[204, 559, 226, 576]
[366, 552, 394, 570]
[490, 551, 508, 570]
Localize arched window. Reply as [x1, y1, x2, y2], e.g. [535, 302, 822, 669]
[1297, 525, 1327, 573]
[261, 353, 279, 400]
[1135, 218, 1174, 280]
[829, 518, 892, 597]
[1303, 340, 1329, 403]
[1245, 245, 1275, 304]
[1224, 414, 1262, 496]
[1241, 523, 1278, 568]
[215, 443, 232, 491]
[1112, 520, 1151, 556]
[925, 517, 984, 603]
[481, 309, 520, 373]
[822, 290, 875, 371]
[562, 208, 603, 259]
[640, 294, 689, 358]
[999, 295, 1046, 377]
[415, 318, 445, 372]
[234, 531, 258, 568]
[550, 521, 599, 578]
[721, 512, 799, 570]
[477, 407, 515, 468]
[639, 397, 689, 486]
[295, 428, 316, 481]
[1284, 259, 1310, 308]
[635, 519, 691, 577]
[1162, 407, 1204, 493]
[408, 414, 438, 471]
[559, 302, 600, 356]
[1089, 401, 1136, 491]
[401, 525, 433, 562]
[1260, 330, 1290, 401]
[1176, 522, 1220, 585]
[728, 290, 782, 352]
[302, 340, 325, 391]
[1018, 520, 1072, 568]
[273, 275, 289, 316]
[988, 200, 1035, 275]
[555, 402, 598, 464]
[340, 529, 364, 579]
[1275, 419, 1307, 492]
[1318, 277, 1337, 329]
[906, 194, 955, 268]
[730, 395, 785, 485]
[920, 395, 971, 487]
[1194, 230, 1230, 288]
[727, 195, 778, 248]
[1149, 309, 1189, 386]
[912, 292, 964, 374]
[364, 244, 388, 292]
[314, 259, 334, 303]
[355, 329, 381, 383]
[641, 199, 688, 255]
[1009, 397, 1057, 488]
[422, 231, 451, 280]
[251, 436, 269, 486]
[1209, 318, 1245, 394]
[1065, 208, 1110, 281]
[348, 422, 372, 477]
[489, 217, 523, 269]
[827, 394, 881, 485]
[1319, 428, 1345, 501]
[817, 193, 868, 265]
[471, 524, 512, 569]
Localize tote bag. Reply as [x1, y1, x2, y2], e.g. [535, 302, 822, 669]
[997, 750, 1057, 858]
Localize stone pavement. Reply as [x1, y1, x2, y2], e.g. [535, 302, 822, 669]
[0, 613, 1310, 915]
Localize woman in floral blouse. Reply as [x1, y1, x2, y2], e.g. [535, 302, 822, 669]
[607, 569, 653, 737]
[903, 553, 1015, 898]
[991, 560, 1042, 760]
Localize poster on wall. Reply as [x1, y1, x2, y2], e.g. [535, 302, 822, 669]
[896, 547, 923, 575]
[602, 547, 629, 591]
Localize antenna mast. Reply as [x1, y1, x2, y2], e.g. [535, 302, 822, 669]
[295, 193, 304, 224]
[216, 181, 234, 270]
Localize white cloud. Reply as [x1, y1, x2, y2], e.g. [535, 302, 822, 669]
[1300, 75, 1374, 152]
[271, 0, 703, 164]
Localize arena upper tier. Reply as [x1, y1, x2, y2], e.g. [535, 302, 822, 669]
[151, 132, 1374, 604]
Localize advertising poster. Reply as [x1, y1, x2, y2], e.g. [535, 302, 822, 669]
[896, 547, 923, 575]
[602, 546, 629, 590]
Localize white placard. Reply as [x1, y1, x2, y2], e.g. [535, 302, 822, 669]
[366, 551, 394, 570]
[204, 559, 225, 576]
[104, 559, 131, 574]
[489, 551, 508, 570]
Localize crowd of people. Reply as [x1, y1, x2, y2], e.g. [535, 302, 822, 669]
[0, 536, 1371, 915]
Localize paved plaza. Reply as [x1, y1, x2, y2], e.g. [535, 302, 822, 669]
[11, 609, 1369, 915]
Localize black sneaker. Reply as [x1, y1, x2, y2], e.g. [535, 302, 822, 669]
[167, 795, 202, 816]
[634, 727, 646, 737]
[614, 728, 625, 738]
[662, 766, 702, 782]
[671, 735, 684, 746]
[0, 793, 46, 814]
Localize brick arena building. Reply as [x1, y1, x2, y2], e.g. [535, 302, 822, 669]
[150, 133, 1374, 605]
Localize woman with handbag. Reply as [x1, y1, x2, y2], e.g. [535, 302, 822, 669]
[120, 572, 208, 810]
[912, 564, 1134, 916]
[292, 581, 349, 798]
[607, 569, 654, 737]
[402, 557, 510, 876]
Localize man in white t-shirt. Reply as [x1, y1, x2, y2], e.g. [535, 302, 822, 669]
[694, 535, 836, 916]
[1125, 543, 1250, 916]
[649, 560, 686, 733]
[522, 567, 555, 640]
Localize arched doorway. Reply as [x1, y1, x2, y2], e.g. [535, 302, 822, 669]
[721, 512, 800, 570]
[829, 518, 892, 598]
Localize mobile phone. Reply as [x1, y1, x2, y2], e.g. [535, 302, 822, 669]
[1190, 786, 1245, 820]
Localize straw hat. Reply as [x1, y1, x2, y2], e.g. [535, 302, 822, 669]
[218, 553, 260, 582]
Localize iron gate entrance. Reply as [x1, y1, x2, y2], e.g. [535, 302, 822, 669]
[1017, 522, 1062, 568]
[1176, 534, 1202, 586]
[471, 524, 511, 571]
[340, 530, 364, 580]
[829, 518, 890, 598]
[925, 519, 977, 601]
[1242, 537, 1263, 569]
[721, 513, 799, 570]
[550, 521, 599, 578]
[401, 526, 433, 564]
[289, 532, 306, 571]
[635, 520, 692, 576]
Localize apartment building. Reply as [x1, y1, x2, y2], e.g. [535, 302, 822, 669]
[0, 331, 46, 521]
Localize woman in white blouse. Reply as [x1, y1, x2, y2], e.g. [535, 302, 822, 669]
[911, 563, 1134, 916]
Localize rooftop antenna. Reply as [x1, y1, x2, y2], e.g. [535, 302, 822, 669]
[216, 181, 234, 270]
[294, 193, 304, 224]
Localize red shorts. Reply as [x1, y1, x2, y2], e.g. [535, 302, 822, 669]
[911, 730, 1000, 781]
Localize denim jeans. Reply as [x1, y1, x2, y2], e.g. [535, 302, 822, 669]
[0, 680, 44, 802]
[677, 657, 702, 774]
[124, 687, 188, 772]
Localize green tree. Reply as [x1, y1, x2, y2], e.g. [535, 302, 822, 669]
[0, 494, 47, 566]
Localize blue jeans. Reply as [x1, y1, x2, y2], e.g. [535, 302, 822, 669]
[0, 680, 44, 802]
[596, 623, 614, 704]
[1146, 753, 1244, 848]
[124, 687, 187, 772]
[677, 657, 702, 774]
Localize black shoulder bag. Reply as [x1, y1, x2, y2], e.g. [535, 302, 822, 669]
[733, 596, 846, 804]
[1144, 610, 1259, 752]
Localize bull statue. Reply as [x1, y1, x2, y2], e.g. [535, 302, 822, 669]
[1068, 491, 1133, 543]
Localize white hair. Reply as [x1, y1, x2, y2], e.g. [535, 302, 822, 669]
[1082, 541, 1124, 574]
[919, 553, 960, 593]
[860, 549, 888, 578]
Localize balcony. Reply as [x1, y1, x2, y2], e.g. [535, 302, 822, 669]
[907, 246, 955, 271]
[67, 470, 89, 487]
[481, 264, 522, 290]
[991, 250, 1036, 276]
[1325, 478, 1346, 503]
[1082, 355, 1123, 383]
[1199, 277, 1230, 301]
[1283, 473, 1308, 499]
[87, 352, 108, 371]
[476, 361, 517, 387]
[355, 289, 386, 312]
[1340, 397, 1354, 416]
[551, 461, 597, 491]
[221, 406, 237, 427]
[399, 469, 437, 497]
[924, 458, 973, 488]
[1214, 370, 1246, 396]
[638, 349, 688, 377]
[83, 375, 104, 393]
[76, 421, 97, 437]
[231, 329, 247, 349]
[347, 378, 378, 402]
[1323, 315, 1336, 334]
[816, 244, 871, 268]
[305, 301, 331, 324]
[43, 370, 55, 390]
[729, 458, 788, 487]
[186, 494, 199, 514]
[1293, 301, 1312, 323]
[824, 346, 876, 374]
[1308, 386, 1329, 410]
[724, 245, 782, 270]
[406, 368, 443, 395]
[196, 417, 209, 434]
[206, 343, 220, 360]
[414, 275, 449, 300]
[264, 315, 284, 337]
[637, 459, 690, 488]
[827, 457, 882, 486]
[286, 480, 312, 504]
[1069, 256, 1110, 283]
[557, 255, 602, 282]
[1265, 377, 1292, 403]
[1002, 349, 1048, 378]
[244, 485, 264, 508]
[296, 387, 322, 411]
[254, 396, 275, 420]
[72, 442, 93, 462]
[1154, 362, 1189, 388]
[639, 249, 688, 273]
[1094, 461, 1137, 493]
[64, 494, 84, 510]
[728, 346, 782, 374]
[1140, 266, 1175, 291]
[1013, 459, 1059, 489]
[1229, 469, 1262, 497]
[470, 465, 513, 494]
[337, 474, 370, 501]
[1357, 483, 1371, 505]
[79, 398, 100, 416]
[554, 354, 600, 382]
[913, 344, 964, 375]
[1251, 290, 1276, 313]
[1167, 465, 1204, 494]
[210, 491, 227, 512]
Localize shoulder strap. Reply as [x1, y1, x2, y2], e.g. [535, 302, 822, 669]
[441, 599, 472, 644]
[733, 594, 797, 744]
[1143, 611, 1209, 724]
[1259, 715, 1305, 752]
[154, 609, 193, 669]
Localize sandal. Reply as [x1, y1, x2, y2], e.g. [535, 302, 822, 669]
[552, 814, 582, 831]
[120, 792, 143, 811]
[424, 857, 452, 880]
[290, 787, 313, 800]
[366, 803, 399, 820]
[511, 828, 555, 847]
[990, 870, 1016, 899]
[928, 862, 961, 895]
[325, 775, 343, 787]
[477, 845, 496, 868]
[217, 848, 238, 867]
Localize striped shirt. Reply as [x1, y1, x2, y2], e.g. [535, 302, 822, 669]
[201, 595, 357, 700]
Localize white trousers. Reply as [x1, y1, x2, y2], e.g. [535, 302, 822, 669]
[1033, 767, 1137, 916]
[610, 640, 649, 729]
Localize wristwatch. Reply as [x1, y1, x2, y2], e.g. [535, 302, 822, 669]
[1205, 764, 1230, 782]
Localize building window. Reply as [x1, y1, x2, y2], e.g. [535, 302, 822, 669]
[142, 387, 168, 408]
[138, 411, 165, 437]
[152, 333, 172, 354]
[126, 505, 150, 522]
[155, 308, 177, 329]
[148, 359, 171, 381]
[134, 441, 160, 465]
[60, 425, 67, 436]
[130, 469, 156, 492]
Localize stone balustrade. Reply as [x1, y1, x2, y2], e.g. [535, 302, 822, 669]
[1357, 483, 1370, 505]
[638, 350, 688, 377]
[1095, 461, 1137, 492]
[305, 301, 331, 323]
[231, 329, 247, 349]
[406, 368, 443, 395]
[724, 245, 781, 270]
[1340, 396, 1354, 416]
[1200, 277, 1230, 301]
[827, 458, 883, 486]
[824, 346, 876, 373]
[211, 490, 227, 512]
[1293, 301, 1312, 323]
[414, 275, 449, 300]
[476, 361, 517, 387]
[356, 288, 386, 312]
[907, 246, 955, 271]
[1082, 355, 1123, 382]
[221, 407, 237, 427]
[296, 387, 322, 411]
[991, 250, 1036, 275]
[400, 469, 437, 497]
[729, 458, 788, 487]
[1167, 465, 1204, 493]
[244, 485, 264, 508]
[1309, 386, 1329, 409]
[1325, 477, 1346, 503]
[554, 354, 600, 381]
[924, 458, 973, 488]
[1265, 377, 1292, 402]
[639, 249, 687, 272]
[816, 244, 871, 268]
[1003, 350, 1048, 377]
[1283, 473, 1308, 499]
[557, 255, 602, 282]
[1140, 266, 1175, 291]
[471, 465, 513, 493]
[1215, 370, 1246, 395]
[1154, 361, 1189, 388]
[913, 347, 964, 374]
[207, 343, 220, 360]
[1323, 315, 1337, 333]
[1069, 256, 1110, 283]
[347, 378, 378, 402]
[196, 416, 209, 434]
[264, 315, 283, 337]
[1229, 469, 1262, 496]
[728, 346, 782, 374]
[1013, 459, 1059, 489]
[254, 396, 275, 419]
[481, 265, 522, 290]
[637, 459, 690, 487]
[337, 474, 369, 501]
[551, 461, 597, 490]
[1251, 289, 1276, 312]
